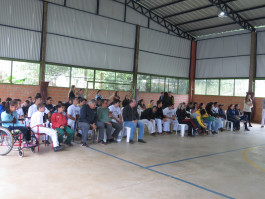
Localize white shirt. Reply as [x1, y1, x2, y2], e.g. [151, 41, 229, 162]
[16, 107, 24, 117]
[213, 107, 219, 114]
[109, 105, 121, 122]
[163, 107, 176, 117]
[30, 111, 44, 128]
[28, 104, 49, 118]
[67, 104, 80, 121]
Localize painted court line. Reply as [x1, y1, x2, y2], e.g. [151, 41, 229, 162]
[88, 146, 235, 199]
[146, 144, 265, 169]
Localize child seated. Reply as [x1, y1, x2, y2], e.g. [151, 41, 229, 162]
[30, 103, 64, 152]
[51, 104, 74, 146]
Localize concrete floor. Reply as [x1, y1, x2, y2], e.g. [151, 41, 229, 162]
[1, 124, 265, 199]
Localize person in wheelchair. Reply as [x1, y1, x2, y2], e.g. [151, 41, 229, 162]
[1, 100, 36, 148]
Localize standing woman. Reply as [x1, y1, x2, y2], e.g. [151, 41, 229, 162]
[122, 95, 130, 107]
[95, 90, 103, 100]
[114, 91, 120, 100]
[243, 94, 253, 127]
[68, 85, 76, 100]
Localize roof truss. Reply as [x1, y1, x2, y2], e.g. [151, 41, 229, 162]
[125, 0, 195, 40]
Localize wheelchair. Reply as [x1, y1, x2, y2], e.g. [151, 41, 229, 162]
[0, 121, 37, 157]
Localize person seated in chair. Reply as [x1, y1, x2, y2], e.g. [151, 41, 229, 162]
[227, 104, 240, 131]
[30, 103, 64, 152]
[45, 97, 55, 114]
[79, 99, 97, 147]
[108, 99, 123, 140]
[176, 103, 198, 137]
[97, 99, 122, 144]
[123, 99, 146, 144]
[51, 104, 74, 146]
[235, 104, 249, 131]
[155, 100, 167, 136]
[163, 104, 178, 134]
[140, 106, 157, 136]
[67, 97, 80, 130]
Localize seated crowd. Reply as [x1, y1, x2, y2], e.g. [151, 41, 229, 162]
[0, 88, 251, 153]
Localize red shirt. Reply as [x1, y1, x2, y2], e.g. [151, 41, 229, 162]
[51, 113, 67, 129]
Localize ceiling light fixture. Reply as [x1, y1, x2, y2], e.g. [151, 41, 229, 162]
[218, 11, 227, 18]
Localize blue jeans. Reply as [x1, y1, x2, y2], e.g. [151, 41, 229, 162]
[124, 121, 144, 140]
[202, 119, 217, 131]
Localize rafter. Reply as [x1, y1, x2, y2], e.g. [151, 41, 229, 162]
[125, 0, 195, 40]
[208, 0, 255, 31]
[150, 0, 186, 11]
[175, 4, 265, 26]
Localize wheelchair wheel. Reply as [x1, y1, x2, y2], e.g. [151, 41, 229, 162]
[18, 150, 24, 157]
[0, 127, 14, 156]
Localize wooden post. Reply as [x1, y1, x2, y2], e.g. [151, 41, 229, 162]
[189, 41, 197, 102]
[133, 25, 140, 99]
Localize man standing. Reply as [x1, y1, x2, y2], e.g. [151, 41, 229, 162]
[123, 99, 146, 144]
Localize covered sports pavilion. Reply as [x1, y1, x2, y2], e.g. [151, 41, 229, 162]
[1, 0, 265, 198]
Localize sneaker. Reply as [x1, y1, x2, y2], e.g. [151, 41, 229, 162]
[81, 143, 88, 147]
[159, 132, 165, 136]
[151, 133, 156, 136]
[129, 140, 134, 144]
[245, 128, 250, 131]
[100, 140, 107, 145]
[249, 125, 253, 127]
[65, 142, 73, 147]
[138, 139, 146, 143]
[261, 126, 264, 128]
[54, 145, 65, 152]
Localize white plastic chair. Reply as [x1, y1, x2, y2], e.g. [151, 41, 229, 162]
[224, 110, 233, 131]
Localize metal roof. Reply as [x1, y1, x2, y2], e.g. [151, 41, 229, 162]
[134, 0, 265, 39]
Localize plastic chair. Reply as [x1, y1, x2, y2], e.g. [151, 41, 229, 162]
[224, 110, 233, 131]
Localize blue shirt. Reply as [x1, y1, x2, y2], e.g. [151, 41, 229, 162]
[1, 111, 24, 128]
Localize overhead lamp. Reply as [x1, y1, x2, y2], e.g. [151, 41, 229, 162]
[218, 11, 227, 18]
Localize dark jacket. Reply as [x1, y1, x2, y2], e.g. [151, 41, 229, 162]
[227, 108, 236, 120]
[155, 107, 164, 119]
[218, 109, 226, 119]
[79, 104, 97, 124]
[162, 97, 172, 109]
[123, 105, 139, 122]
[68, 91, 75, 100]
[140, 108, 155, 120]
[205, 107, 218, 117]
[176, 109, 189, 122]
[45, 104, 55, 113]
[122, 99, 130, 107]
[235, 109, 243, 116]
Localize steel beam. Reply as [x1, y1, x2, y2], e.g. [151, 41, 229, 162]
[125, 0, 195, 40]
[208, 0, 255, 31]
[150, 0, 186, 11]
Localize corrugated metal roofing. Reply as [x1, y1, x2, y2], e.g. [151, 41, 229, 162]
[138, 0, 265, 37]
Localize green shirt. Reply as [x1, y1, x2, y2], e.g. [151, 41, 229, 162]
[97, 107, 111, 123]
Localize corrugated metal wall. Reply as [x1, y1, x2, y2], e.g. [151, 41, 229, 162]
[139, 27, 191, 77]
[196, 33, 251, 78]
[0, 0, 42, 61]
